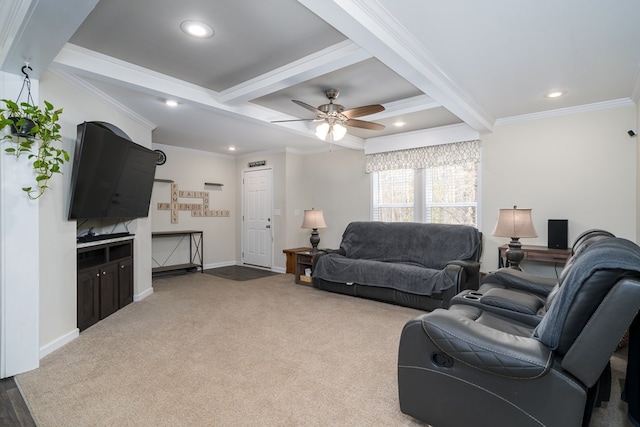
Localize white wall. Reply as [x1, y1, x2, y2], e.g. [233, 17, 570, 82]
[38, 70, 155, 354]
[482, 104, 637, 275]
[299, 148, 370, 249]
[0, 71, 41, 376]
[150, 145, 236, 269]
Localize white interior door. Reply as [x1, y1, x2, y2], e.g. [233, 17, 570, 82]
[243, 169, 272, 268]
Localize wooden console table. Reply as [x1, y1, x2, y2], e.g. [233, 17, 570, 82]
[498, 244, 571, 268]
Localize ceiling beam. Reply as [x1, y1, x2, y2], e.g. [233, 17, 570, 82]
[298, 0, 494, 132]
[53, 44, 365, 151]
[363, 94, 440, 121]
[0, 0, 99, 78]
[219, 40, 371, 105]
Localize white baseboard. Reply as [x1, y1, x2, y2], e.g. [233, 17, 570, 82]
[203, 261, 236, 270]
[40, 328, 79, 359]
[134, 286, 154, 302]
[39, 289, 153, 359]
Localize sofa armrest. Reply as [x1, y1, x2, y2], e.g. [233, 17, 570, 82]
[312, 248, 345, 265]
[446, 260, 481, 291]
[482, 268, 557, 296]
[421, 309, 552, 378]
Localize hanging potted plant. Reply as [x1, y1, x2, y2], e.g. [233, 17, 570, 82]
[0, 65, 69, 200]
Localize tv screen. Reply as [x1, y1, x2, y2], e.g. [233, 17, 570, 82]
[68, 121, 157, 220]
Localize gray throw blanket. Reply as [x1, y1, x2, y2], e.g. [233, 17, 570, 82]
[313, 254, 455, 295]
[312, 221, 481, 295]
[337, 221, 481, 268]
[533, 237, 640, 350]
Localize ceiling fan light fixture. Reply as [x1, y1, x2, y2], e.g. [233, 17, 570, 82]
[332, 123, 347, 141]
[180, 20, 214, 38]
[315, 122, 330, 141]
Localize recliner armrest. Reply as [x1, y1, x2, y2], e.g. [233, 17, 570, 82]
[482, 268, 557, 296]
[447, 260, 481, 291]
[421, 309, 552, 378]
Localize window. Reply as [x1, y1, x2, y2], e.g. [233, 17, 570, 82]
[424, 162, 478, 226]
[368, 140, 479, 227]
[371, 169, 414, 221]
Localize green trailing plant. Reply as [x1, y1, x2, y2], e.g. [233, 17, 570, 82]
[0, 98, 70, 200]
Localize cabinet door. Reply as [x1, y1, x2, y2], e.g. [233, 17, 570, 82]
[118, 258, 134, 308]
[78, 269, 100, 331]
[100, 263, 119, 319]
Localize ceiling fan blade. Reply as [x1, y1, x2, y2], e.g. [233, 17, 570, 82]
[270, 118, 319, 123]
[342, 104, 385, 119]
[292, 100, 324, 115]
[346, 119, 385, 131]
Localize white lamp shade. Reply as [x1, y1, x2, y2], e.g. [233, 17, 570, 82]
[332, 123, 347, 141]
[316, 122, 347, 141]
[492, 207, 537, 238]
[301, 209, 327, 229]
[315, 122, 329, 141]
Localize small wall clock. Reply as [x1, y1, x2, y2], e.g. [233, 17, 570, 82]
[154, 149, 166, 165]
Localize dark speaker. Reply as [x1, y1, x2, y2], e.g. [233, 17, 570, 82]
[548, 219, 568, 249]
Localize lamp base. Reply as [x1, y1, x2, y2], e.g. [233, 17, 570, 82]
[505, 238, 524, 270]
[309, 229, 320, 254]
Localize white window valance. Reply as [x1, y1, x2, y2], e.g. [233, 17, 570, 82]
[364, 139, 480, 173]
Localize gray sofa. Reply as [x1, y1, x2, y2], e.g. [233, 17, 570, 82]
[312, 221, 482, 311]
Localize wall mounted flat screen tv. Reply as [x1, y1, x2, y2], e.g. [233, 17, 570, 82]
[67, 121, 157, 220]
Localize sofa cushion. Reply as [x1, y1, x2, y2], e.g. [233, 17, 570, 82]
[339, 221, 481, 268]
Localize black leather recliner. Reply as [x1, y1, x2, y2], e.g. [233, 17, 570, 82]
[397, 236, 640, 427]
[450, 229, 616, 326]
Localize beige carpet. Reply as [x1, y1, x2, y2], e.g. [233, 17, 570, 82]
[16, 273, 630, 426]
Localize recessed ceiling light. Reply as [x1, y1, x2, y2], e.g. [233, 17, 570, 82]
[545, 91, 565, 98]
[393, 121, 407, 127]
[180, 20, 214, 38]
[165, 99, 178, 107]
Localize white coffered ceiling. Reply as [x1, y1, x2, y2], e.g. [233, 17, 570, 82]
[2, 0, 640, 156]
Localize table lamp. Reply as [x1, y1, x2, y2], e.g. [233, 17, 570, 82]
[301, 209, 327, 254]
[492, 206, 537, 270]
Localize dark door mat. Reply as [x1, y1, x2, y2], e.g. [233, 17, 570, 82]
[204, 265, 280, 281]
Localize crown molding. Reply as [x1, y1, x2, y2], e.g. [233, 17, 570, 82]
[47, 65, 156, 131]
[152, 143, 235, 160]
[495, 98, 636, 126]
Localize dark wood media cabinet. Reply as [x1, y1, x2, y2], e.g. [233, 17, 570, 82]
[77, 237, 134, 331]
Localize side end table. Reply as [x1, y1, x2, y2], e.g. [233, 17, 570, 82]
[282, 247, 311, 274]
[295, 251, 314, 285]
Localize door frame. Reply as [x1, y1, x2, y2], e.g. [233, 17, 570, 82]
[241, 167, 274, 269]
